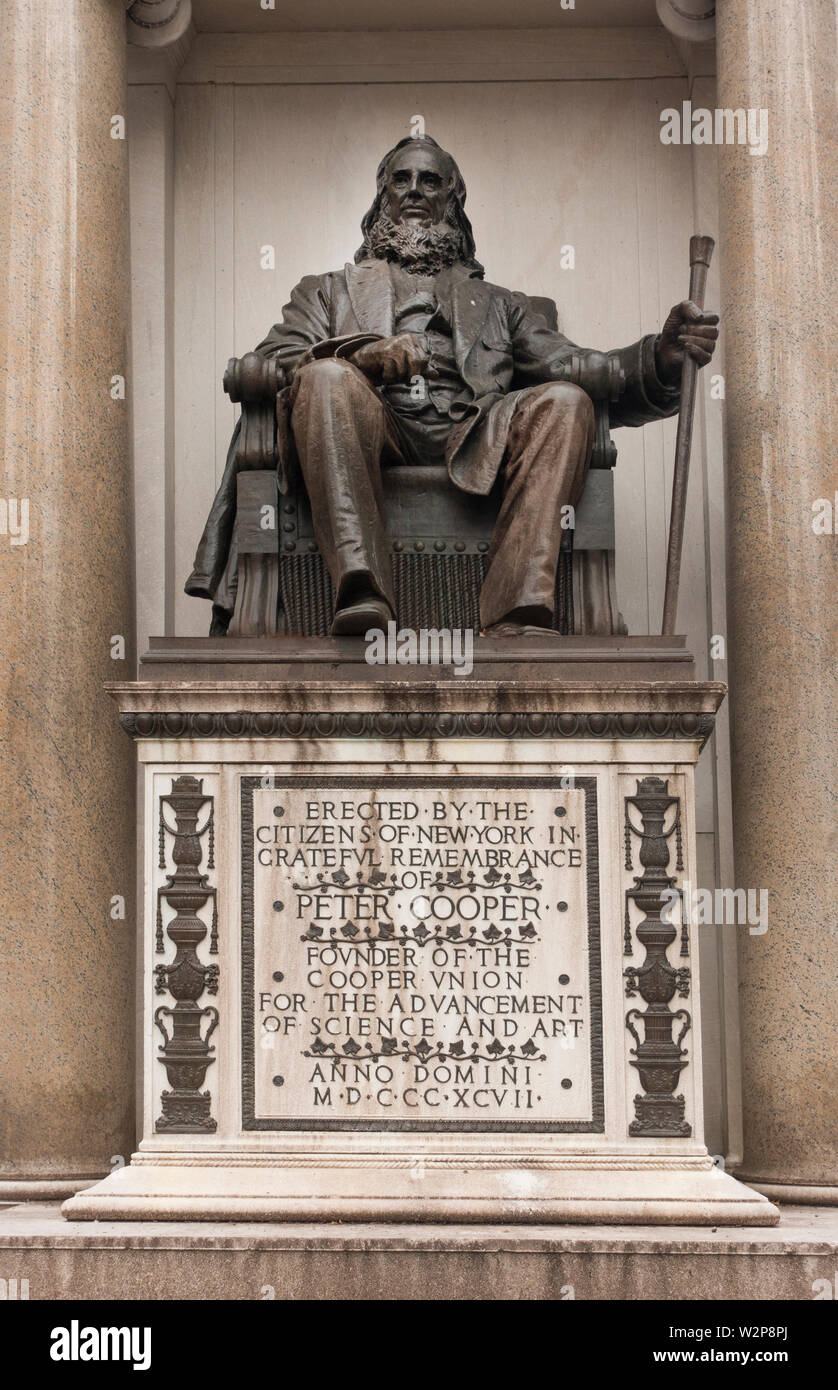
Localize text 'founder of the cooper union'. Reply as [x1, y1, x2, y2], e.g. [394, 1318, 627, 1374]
[186, 135, 718, 637]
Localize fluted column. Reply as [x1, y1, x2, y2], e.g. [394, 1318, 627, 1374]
[0, 1, 135, 1194]
[717, 0, 838, 1200]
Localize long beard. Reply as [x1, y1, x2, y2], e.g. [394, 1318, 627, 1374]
[365, 212, 463, 274]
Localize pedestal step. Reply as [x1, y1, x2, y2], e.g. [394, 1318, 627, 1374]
[62, 1154, 777, 1227]
[2, 1202, 833, 1301]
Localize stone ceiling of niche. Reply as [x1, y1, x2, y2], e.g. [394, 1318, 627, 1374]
[191, 0, 660, 33]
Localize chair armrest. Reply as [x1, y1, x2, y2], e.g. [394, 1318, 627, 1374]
[223, 352, 286, 402]
[223, 353, 286, 470]
[590, 400, 618, 470]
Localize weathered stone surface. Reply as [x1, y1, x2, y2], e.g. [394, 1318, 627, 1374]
[3, 1203, 834, 1301]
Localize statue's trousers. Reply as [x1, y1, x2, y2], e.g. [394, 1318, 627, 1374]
[290, 358, 595, 629]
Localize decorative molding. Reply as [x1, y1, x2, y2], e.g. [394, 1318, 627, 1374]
[121, 709, 716, 745]
[623, 776, 692, 1139]
[300, 923, 540, 947]
[133, 1152, 716, 1172]
[303, 1038, 548, 1066]
[127, 0, 192, 48]
[154, 775, 219, 1133]
[656, 0, 715, 45]
[178, 28, 686, 86]
[126, 1, 195, 94]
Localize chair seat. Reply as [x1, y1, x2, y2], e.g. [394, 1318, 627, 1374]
[228, 464, 623, 639]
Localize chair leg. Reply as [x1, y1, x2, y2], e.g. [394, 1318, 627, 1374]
[228, 554, 282, 637]
[571, 549, 626, 635]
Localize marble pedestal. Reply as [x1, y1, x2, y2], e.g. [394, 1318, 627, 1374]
[64, 638, 777, 1226]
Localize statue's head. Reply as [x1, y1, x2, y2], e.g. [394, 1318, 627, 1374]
[356, 135, 483, 275]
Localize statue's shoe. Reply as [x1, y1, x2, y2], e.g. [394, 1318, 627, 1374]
[481, 621, 562, 639]
[331, 597, 393, 636]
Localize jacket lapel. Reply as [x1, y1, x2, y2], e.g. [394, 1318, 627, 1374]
[343, 260, 492, 370]
[344, 260, 395, 336]
[451, 274, 493, 370]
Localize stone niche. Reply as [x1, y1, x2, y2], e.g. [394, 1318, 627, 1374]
[64, 638, 777, 1225]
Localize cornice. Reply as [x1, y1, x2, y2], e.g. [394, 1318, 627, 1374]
[117, 707, 718, 746]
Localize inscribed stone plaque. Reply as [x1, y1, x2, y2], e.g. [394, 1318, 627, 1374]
[242, 776, 603, 1132]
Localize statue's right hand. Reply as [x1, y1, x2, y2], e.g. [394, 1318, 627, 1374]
[349, 333, 432, 386]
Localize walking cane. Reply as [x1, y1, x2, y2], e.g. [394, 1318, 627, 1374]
[661, 235, 715, 636]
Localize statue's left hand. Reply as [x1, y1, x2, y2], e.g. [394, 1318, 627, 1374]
[655, 300, 719, 385]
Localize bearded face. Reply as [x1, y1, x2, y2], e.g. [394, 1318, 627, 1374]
[364, 209, 465, 274]
[358, 139, 477, 274]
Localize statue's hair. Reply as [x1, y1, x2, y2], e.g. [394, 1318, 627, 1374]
[355, 135, 483, 274]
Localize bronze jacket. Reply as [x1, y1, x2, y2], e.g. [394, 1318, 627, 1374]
[186, 258, 679, 603]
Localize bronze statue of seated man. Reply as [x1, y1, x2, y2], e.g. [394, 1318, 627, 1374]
[186, 135, 718, 638]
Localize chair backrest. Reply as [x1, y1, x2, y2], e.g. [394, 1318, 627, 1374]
[528, 295, 560, 329]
